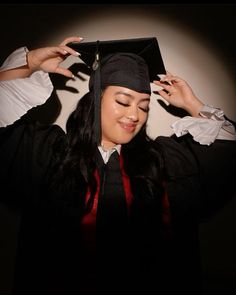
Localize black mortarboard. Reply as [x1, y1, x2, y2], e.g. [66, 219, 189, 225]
[67, 37, 166, 144]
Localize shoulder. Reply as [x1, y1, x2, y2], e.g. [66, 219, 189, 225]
[1, 118, 66, 141]
[154, 135, 199, 177]
[155, 133, 236, 177]
[30, 121, 66, 144]
[28, 122, 68, 162]
[0, 119, 67, 158]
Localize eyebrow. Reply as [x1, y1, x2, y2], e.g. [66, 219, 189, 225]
[115, 91, 150, 102]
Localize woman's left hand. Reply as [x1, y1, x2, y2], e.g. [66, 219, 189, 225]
[153, 72, 204, 117]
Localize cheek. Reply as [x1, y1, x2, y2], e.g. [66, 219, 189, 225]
[132, 112, 148, 136]
[101, 102, 123, 122]
[139, 111, 148, 126]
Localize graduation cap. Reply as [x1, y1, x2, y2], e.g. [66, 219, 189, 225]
[67, 37, 166, 144]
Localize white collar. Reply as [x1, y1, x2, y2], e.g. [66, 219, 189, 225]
[98, 144, 121, 164]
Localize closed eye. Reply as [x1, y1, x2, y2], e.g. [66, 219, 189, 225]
[116, 100, 129, 107]
[139, 106, 149, 113]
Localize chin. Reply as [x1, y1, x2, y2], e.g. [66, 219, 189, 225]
[116, 135, 135, 145]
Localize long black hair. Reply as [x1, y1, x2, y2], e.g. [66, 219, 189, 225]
[51, 90, 165, 215]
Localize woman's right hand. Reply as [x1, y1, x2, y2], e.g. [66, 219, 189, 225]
[0, 36, 84, 81]
[27, 36, 83, 78]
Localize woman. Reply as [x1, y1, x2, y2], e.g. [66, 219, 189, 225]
[0, 36, 235, 295]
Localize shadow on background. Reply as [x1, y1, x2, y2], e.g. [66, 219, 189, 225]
[0, 4, 236, 295]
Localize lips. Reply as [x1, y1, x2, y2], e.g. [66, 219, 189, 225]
[119, 122, 136, 132]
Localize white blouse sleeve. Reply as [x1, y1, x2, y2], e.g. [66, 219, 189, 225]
[171, 105, 236, 145]
[0, 47, 53, 127]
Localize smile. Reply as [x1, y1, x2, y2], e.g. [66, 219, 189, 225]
[119, 122, 136, 132]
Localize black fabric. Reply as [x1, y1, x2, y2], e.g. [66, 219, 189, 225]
[92, 58, 102, 143]
[68, 37, 166, 144]
[67, 37, 166, 82]
[96, 150, 128, 233]
[89, 52, 153, 144]
[158, 135, 236, 222]
[0, 120, 236, 294]
[96, 151, 129, 278]
[89, 53, 152, 94]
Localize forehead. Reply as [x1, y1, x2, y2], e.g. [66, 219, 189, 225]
[102, 85, 151, 100]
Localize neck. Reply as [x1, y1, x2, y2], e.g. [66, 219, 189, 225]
[101, 140, 118, 150]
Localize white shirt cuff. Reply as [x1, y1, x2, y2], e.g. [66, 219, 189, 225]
[0, 47, 29, 71]
[0, 47, 53, 127]
[171, 105, 236, 145]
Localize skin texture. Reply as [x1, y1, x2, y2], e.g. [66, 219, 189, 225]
[0, 36, 204, 124]
[154, 71, 203, 117]
[0, 36, 83, 80]
[100, 86, 150, 149]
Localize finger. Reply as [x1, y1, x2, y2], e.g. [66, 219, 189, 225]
[59, 45, 80, 57]
[156, 89, 171, 102]
[160, 71, 182, 84]
[55, 67, 75, 78]
[154, 80, 173, 91]
[164, 71, 183, 83]
[161, 76, 183, 86]
[60, 36, 83, 46]
[46, 46, 79, 60]
[160, 71, 173, 82]
[46, 47, 70, 57]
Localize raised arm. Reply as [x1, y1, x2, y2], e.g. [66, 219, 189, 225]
[154, 72, 204, 117]
[154, 73, 236, 221]
[0, 36, 83, 127]
[0, 36, 83, 80]
[154, 72, 236, 145]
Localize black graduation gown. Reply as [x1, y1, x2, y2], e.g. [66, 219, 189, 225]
[0, 118, 235, 295]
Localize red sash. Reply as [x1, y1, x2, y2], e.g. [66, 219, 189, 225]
[81, 154, 172, 246]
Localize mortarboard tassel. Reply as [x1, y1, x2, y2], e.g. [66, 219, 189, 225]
[92, 41, 101, 145]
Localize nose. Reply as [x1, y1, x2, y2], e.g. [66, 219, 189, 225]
[126, 105, 139, 122]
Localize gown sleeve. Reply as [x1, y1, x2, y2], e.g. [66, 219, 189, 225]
[0, 47, 53, 127]
[0, 118, 66, 210]
[156, 133, 236, 223]
[171, 105, 236, 145]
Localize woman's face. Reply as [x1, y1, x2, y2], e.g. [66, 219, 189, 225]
[101, 86, 150, 149]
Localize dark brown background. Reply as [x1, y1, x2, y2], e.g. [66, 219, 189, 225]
[0, 4, 236, 295]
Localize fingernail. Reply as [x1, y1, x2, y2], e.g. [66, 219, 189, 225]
[71, 74, 75, 79]
[79, 37, 84, 40]
[76, 51, 81, 56]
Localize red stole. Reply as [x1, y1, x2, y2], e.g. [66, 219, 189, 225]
[80, 153, 172, 248]
[80, 153, 133, 247]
